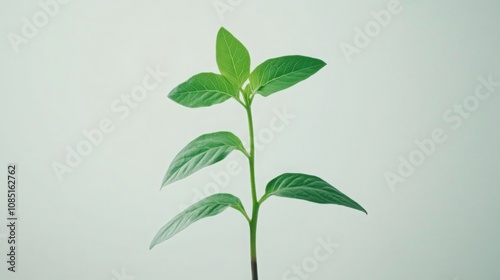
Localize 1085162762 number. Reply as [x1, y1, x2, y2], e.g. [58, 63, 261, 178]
[7, 165, 16, 216]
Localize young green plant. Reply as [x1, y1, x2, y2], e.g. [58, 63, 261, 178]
[150, 27, 367, 280]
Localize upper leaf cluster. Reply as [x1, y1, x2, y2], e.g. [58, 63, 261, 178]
[168, 27, 326, 108]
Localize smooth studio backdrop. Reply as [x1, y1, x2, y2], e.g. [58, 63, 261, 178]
[1, 0, 499, 279]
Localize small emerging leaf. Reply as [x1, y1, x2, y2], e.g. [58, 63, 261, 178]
[162, 131, 247, 187]
[168, 73, 239, 108]
[216, 27, 251, 88]
[150, 193, 246, 249]
[262, 173, 367, 214]
[249, 55, 326, 96]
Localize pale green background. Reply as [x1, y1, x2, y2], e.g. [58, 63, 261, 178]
[1, 0, 499, 279]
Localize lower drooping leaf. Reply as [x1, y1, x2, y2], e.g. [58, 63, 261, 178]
[261, 173, 367, 214]
[150, 193, 246, 249]
[162, 131, 247, 187]
[168, 72, 239, 108]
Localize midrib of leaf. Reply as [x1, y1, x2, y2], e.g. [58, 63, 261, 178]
[169, 145, 233, 180]
[265, 174, 367, 213]
[262, 61, 315, 86]
[221, 31, 243, 81]
[186, 74, 236, 98]
[184, 89, 231, 95]
[254, 58, 322, 93]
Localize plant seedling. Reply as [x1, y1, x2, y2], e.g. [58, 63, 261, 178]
[150, 27, 367, 280]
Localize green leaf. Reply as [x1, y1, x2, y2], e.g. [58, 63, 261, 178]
[150, 193, 246, 249]
[249, 55, 326, 96]
[162, 131, 247, 187]
[262, 173, 367, 214]
[168, 73, 239, 108]
[216, 27, 251, 88]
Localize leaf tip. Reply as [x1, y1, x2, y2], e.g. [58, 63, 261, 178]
[217, 27, 229, 38]
[318, 59, 327, 67]
[167, 86, 179, 103]
[161, 176, 173, 189]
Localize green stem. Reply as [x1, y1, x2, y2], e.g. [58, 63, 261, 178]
[245, 101, 260, 280]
